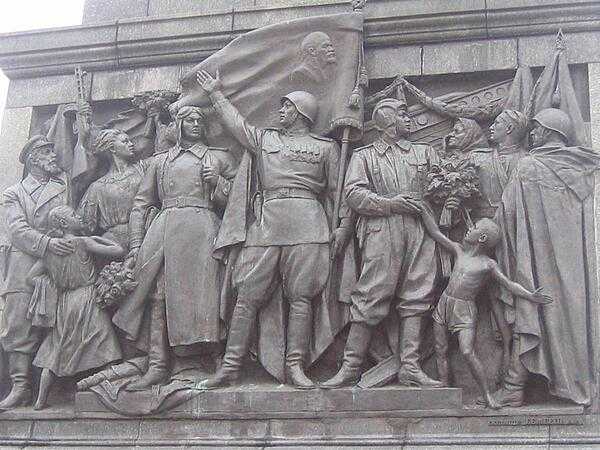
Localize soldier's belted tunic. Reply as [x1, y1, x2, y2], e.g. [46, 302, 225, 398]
[211, 92, 340, 304]
[344, 137, 439, 324]
[112, 143, 237, 348]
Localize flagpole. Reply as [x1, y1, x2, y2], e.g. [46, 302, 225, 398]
[325, 126, 352, 306]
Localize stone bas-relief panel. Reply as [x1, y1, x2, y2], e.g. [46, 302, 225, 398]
[0, 1, 599, 447]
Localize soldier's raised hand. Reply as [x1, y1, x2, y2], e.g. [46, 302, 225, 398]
[196, 70, 222, 94]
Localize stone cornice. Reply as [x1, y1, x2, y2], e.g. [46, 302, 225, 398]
[0, 1, 599, 78]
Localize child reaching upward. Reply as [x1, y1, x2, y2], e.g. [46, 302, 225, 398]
[419, 207, 552, 409]
[27, 205, 124, 410]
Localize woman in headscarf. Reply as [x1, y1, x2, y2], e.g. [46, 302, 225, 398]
[111, 106, 238, 390]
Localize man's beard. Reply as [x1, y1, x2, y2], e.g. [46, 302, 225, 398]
[41, 161, 62, 176]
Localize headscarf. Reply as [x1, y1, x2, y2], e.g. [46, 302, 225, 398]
[447, 117, 489, 152]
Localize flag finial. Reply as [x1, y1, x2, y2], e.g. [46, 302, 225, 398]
[555, 29, 566, 52]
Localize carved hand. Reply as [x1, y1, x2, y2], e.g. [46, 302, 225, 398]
[48, 238, 75, 256]
[530, 287, 553, 305]
[125, 247, 140, 270]
[201, 165, 220, 187]
[444, 196, 460, 211]
[389, 195, 422, 215]
[330, 226, 353, 259]
[196, 69, 222, 94]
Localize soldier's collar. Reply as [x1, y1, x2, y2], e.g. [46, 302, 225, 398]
[374, 137, 412, 154]
[497, 143, 524, 155]
[21, 172, 65, 194]
[169, 142, 209, 161]
[21, 174, 42, 195]
[281, 128, 310, 138]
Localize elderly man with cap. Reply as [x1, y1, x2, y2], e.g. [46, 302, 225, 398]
[0, 136, 72, 409]
[322, 96, 444, 389]
[494, 108, 599, 407]
[195, 70, 351, 389]
[111, 106, 237, 390]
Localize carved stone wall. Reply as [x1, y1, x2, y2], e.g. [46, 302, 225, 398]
[0, 0, 600, 447]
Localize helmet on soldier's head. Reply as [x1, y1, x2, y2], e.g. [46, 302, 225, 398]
[281, 91, 318, 124]
[532, 108, 573, 143]
[371, 97, 407, 122]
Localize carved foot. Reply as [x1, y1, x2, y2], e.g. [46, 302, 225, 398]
[285, 363, 316, 390]
[0, 388, 31, 410]
[125, 369, 169, 391]
[320, 364, 361, 389]
[485, 393, 502, 410]
[33, 398, 47, 411]
[196, 369, 238, 390]
[491, 386, 524, 408]
[397, 366, 444, 388]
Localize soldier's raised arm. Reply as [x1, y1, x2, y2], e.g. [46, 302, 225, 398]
[196, 70, 261, 153]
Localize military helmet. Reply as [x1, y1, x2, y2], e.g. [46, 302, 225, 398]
[19, 135, 54, 164]
[532, 108, 573, 142]
[281, 91, 318, 124]
[371, 97, 407, 122]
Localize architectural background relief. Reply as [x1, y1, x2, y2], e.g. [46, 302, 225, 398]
[0, 0, 599, 447]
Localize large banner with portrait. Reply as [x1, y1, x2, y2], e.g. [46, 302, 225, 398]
[173, 12, 365, 142]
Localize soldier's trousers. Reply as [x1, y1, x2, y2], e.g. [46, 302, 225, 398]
[350, 216, 438, 326]
[233, 243, 330, 309]
[0, 292, 40, 354]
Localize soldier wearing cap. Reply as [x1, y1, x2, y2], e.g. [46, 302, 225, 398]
[322, 97, 444, 389]
[494, 108, 599, 407]
[111, 106, 237, 390]
[195, 70, 352, 389]
[0, 136, 72, 409]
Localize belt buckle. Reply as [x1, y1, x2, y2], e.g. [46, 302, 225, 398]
[175, 198, 184, 208]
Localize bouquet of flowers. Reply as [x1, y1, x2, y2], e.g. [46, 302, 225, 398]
[424, 158, 481, 228]
[131, 90, 180, 114]
[94, 261, 138, 310]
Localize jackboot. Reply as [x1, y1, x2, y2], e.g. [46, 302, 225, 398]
[397, 316, 443, 388]
[285, 300, 315, 389]
[320, 322, 372, 389]
[197, 302, 256, 390]
[0, 352, 32, 409]
[127, 295, 169, 391]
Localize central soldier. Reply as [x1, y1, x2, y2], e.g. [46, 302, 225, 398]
[196, 70, 352, 389]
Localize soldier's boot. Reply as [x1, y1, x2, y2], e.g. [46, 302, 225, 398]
[0, 352, 32, 410]
[397, 316, 444, 388]
[197, 302, 255, 390]
[320, 322, 372, 389]
[491, 383, 524, 407]
[285, 299, 315, 389]
[127, 296, 169, 391]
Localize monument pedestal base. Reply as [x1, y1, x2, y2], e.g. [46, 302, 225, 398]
[75, 384, 463, 418]
[0, 386, 591, 447]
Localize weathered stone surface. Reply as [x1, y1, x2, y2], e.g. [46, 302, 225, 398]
[83, 0, 149, 24]
[91, 66, 182, 100]
[423, 39, 517, 75]
[0, 107, 32, 243]
[590, 63, 600, 148]
[518, 32, 600, 67]
[6, 74, 76, 108]
[365, 45, 421, 78]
